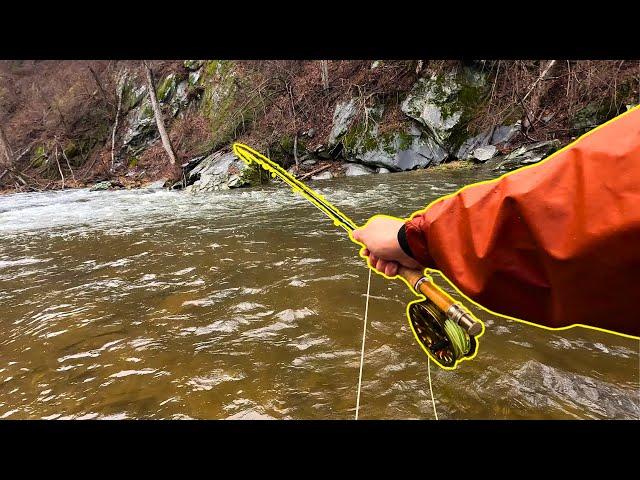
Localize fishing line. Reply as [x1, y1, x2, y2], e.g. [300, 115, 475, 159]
[427, 357, 438, 420]
[355, 268, 371, 420]
[234, 143, 458, 418]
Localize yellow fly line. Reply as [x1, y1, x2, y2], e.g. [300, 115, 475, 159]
[233, 143, 357, 233]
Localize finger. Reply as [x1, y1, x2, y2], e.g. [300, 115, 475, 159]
[368, 254, 378, 268]
[376, 258, 387, 272]
[352, 229, 363, 242]
[362, 248, 370, 257]
[384, 262, 398, 277]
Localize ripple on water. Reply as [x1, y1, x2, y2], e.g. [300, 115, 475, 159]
[492, 360, 640, 419]
[109, 368, 158, 378]
[187, 370, 245, 391]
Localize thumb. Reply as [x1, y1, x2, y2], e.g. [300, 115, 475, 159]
[352, 228, 363, 243]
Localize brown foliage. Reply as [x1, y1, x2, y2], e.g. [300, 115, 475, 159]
[471, 60, 640, 142]
[1, 59, 638, 193]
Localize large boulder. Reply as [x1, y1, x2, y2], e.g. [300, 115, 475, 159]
[328, 99, 358, 146]
[344, 163, 375, 176]
[491, 123, 520, 145]
[186, 151, 261, 192]
[456, 130, 493, 160]
[346, 125, 448, 172]
[311, 170, 333, 181]
[456, 122, 521, 160]
[90, 181, 114, 191]
[121, 92, 157, 154]
[144, 179, 169, 190]
[484, 140, 561, 173]
[401, 68, 487, 154]
[471, 145, 498, 162]
[120, 72, 190, 159]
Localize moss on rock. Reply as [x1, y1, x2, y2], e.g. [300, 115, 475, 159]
[31, 145, 47, 167]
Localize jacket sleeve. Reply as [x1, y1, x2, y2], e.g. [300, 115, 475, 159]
[404, 107, 640, 337]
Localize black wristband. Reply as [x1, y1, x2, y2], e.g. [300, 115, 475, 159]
[397, 224, 415, 260]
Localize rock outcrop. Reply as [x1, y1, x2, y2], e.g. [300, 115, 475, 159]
[185, 151, 261, 192]
[483, 140, 561, 173]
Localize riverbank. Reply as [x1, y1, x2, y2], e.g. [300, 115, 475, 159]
[1, 60, 638, 195]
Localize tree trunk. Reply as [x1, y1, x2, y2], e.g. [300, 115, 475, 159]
[0, 125, 13, 167]
[88, 65, 113, 109]
[522, 60, 557, 130]
[111, 74, 125, 171]
[320, 60, 329, 90]
[143, 61, 177, 165]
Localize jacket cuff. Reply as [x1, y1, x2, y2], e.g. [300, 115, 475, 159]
[404, 218, 435, 268]
[397, 224, 415, 259]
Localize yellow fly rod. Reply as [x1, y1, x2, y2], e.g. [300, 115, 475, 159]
[232, 142, 483, 369]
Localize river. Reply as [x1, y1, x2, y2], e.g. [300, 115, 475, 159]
[0, 167, 638, 419]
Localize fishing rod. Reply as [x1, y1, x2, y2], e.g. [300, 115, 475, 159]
[232, 143, 484, 370]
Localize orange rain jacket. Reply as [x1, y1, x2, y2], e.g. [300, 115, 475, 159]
[405, 107, 640, 337]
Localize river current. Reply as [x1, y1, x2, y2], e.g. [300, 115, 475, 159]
[0, 168, 638, 419]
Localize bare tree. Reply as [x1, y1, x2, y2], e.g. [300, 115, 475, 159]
[320, 60, 329, 90]
[88, 64, 114, 110]
[522, 60, 557, 131]
[0, 124, 13, 167]
[111, 73, 126, 171]
[143, 61, 177, 165]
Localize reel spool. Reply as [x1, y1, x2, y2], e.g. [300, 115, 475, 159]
[408, 298, 478, 368]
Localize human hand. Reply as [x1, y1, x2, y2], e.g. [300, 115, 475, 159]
[351, 215, 422, 277]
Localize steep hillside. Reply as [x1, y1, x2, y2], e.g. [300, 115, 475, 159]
[0, 60, 638, 193]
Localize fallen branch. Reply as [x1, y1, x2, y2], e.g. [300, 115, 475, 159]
[14, 141, 36, 164]
[298, 163, 331, 181]
[53, 144, 65, 189]
[61, 146, 76, 181]
[9, 170, 27, 186]
[293, 131, 299, 167]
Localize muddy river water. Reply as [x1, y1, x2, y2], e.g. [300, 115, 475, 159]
[0, 168, 638, 419]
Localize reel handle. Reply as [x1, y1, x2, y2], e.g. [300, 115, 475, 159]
[398, 266, 483, 336]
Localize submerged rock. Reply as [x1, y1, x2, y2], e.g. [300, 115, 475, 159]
[186, 151, 261, 192]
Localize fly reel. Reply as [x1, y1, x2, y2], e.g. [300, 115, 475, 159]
[408, 298, 478, 369]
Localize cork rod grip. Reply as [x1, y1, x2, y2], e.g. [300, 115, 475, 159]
[397, 266, 455, 312]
